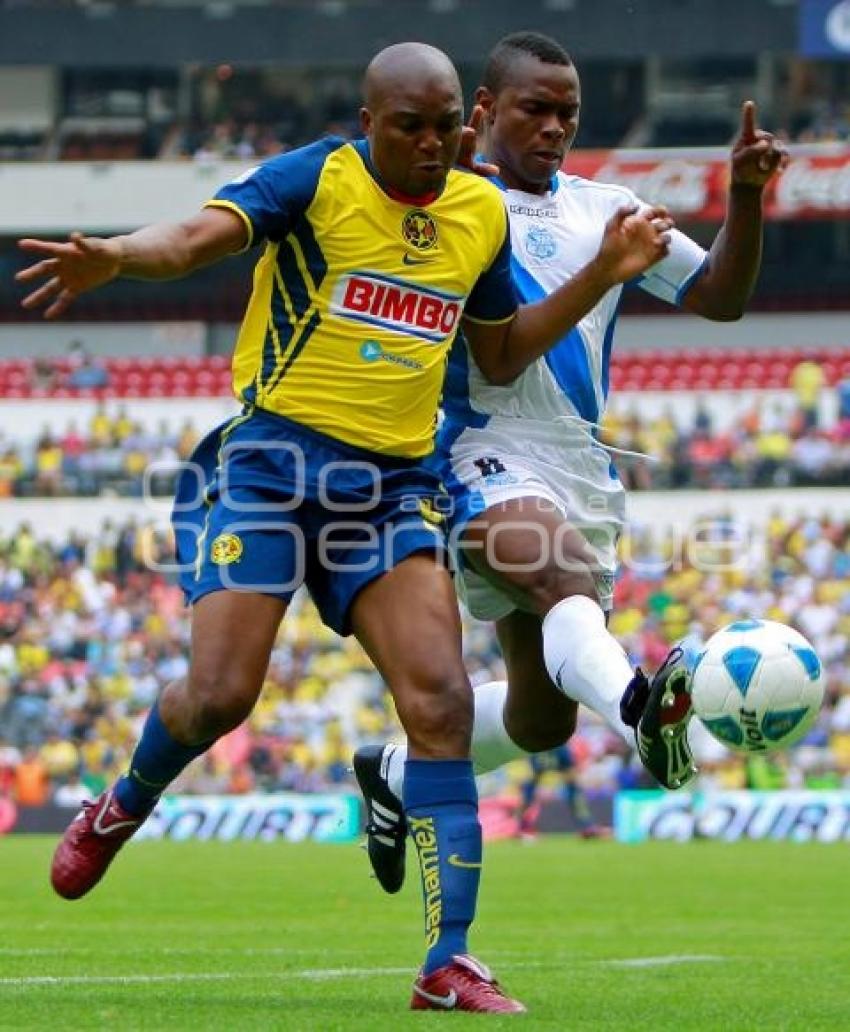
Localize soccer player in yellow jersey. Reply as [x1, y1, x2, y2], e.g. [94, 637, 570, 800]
[16, 42, 671, 1013]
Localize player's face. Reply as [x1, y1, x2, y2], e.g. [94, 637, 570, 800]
[481, 57, 581, 194]
[361, 84, 464, 197]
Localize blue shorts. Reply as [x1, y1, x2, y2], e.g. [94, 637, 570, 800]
[173, 408, 447, 635]
[529, 744, 575, 777]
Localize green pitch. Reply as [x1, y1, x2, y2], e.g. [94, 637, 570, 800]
[1, 836, 848, 1030]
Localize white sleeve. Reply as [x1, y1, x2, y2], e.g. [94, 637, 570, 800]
[635, 228, 708, 307]
[603, 186, 709, 307]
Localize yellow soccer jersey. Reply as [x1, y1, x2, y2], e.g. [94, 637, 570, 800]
[207, 137, 516, 457]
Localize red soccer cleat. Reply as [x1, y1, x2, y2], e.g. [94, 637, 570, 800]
[50, 787, 150, 900]
[410, 954, 527, 1013]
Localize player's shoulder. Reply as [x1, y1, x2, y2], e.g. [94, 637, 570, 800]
[258, 135, 350, 178]
[446, 166, 505, 209]
[556, 170, 638, 208]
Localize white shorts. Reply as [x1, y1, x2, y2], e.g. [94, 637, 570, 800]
[440, 419, 626, 620]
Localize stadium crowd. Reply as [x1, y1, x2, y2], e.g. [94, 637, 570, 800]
[18, 105, 850, 165]
[1, 379, 848, 497]
[0, 510, 848, 810]
[601, 382, 850, 491]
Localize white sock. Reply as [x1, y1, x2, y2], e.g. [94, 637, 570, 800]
[382, 680, 525, 800]
[542, 594, 635, 745]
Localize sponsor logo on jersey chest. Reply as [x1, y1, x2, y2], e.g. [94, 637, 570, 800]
[332, 273, 461, 342]
[509, 203, 558, 218]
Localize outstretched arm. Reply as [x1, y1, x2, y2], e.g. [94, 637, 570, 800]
[464, 205, 673, 386]
[16, 207, 248, 319]
[683, 100, 788, 322]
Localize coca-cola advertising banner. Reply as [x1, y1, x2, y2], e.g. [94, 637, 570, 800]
[566, 148, 850, 220]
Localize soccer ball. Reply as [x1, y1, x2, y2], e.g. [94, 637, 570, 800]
[690, 619, 825, 754]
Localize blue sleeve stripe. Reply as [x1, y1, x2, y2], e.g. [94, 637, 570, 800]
[675, 254, 710, 306]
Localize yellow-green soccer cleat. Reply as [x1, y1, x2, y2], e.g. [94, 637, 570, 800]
[620, 645, 698, 789]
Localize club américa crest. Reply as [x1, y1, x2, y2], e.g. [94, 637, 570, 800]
[402, 209, 438, 251]
[210, 532, 243, 565]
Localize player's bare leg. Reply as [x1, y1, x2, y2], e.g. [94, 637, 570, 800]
[351, 554, 524, 1013]
[495, 608, 577, 753]
[463, 499, 696, 788]
[355, 499, 695, 892]
[50, 591, 286, 900]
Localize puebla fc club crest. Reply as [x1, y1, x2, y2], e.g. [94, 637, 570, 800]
[402, 209, 438, 250]
[525, 225, 557, 261]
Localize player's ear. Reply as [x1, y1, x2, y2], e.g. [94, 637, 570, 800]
[359, 107, 372, 137]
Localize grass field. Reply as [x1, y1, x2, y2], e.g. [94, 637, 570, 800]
[1, 835, 848, 1030]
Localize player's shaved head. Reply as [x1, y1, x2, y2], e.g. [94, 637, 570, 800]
[360, 42, 464, 197]
[363, 42, 461, 109]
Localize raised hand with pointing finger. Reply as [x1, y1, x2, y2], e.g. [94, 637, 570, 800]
[730, 100, 789, 189]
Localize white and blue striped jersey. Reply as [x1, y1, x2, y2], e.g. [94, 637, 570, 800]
[443, 171, 708, 434]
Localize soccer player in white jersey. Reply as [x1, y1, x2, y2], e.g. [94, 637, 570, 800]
[354, 32, 788, 893]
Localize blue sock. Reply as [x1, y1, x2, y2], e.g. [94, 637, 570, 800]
[114, 702, 211, 815]
[403, 758, 482, 975]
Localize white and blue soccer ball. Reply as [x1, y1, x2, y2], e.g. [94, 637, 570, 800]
[690, 619, 825, 754]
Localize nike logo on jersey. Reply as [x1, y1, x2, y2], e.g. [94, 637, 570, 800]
[447, 853, 482, 870]
[402, 253, 435, 265]
[413, 986, 458, 1009]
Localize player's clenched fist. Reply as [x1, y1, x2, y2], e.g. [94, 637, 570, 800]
[15, 232, 123, 319]
[596, 204, 674, 285]
[730, 100, 789, 189]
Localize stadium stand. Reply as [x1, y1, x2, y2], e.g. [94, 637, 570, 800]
[0, 350, 848, 399]
[0, 355, 847, 496]
[0, 513, 847, 807]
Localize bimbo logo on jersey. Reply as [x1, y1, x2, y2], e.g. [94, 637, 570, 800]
[331, 272, 462, 343]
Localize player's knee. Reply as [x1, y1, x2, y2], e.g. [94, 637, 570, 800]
[394, 672, 473, 757]
[507, 700, 577, 753]
[187, 670, 258, 740]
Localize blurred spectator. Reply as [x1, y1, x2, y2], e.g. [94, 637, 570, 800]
[67, 339, 88, 370]
[30, 358, 59, 392]
[13, 747, 49, 806]
[838, 376, 850, 430]
[67, 353, 110, 390]
[693, 397, 713, 435]
[790, 358, 825, 430]
[34, 428, 64, 495]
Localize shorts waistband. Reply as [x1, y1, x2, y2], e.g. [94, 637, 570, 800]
[247, 406, 426, 469]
